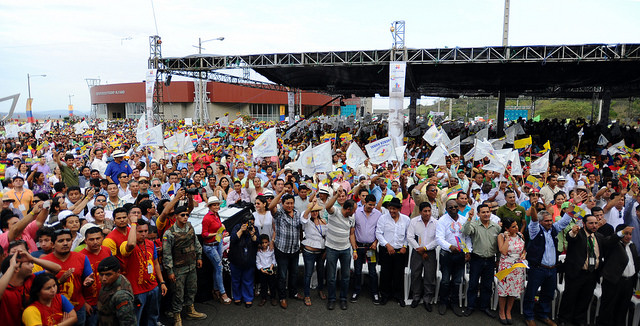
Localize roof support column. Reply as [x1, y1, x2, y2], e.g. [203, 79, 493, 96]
[599, 88, 611, 126]
[408, 94, 418, 131]
[496, 90, 506, 137]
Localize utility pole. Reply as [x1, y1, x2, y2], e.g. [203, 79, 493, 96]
[502, 0, 510, 47]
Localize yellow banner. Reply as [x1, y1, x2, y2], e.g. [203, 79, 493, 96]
[514, 136, 532, 149]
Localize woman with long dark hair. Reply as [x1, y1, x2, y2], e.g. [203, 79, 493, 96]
[496, 217, 526, 324]
[22, 272, 77, 326]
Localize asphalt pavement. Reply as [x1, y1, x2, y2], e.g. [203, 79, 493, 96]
[165, 293, 520, 326]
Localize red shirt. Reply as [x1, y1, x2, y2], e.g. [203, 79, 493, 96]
[103, 227, 129, 269]
[119, 239, 159, 295]
[80, 246, 112, 306]
[0, 273, 36, 326]
[22, 294, 73, 326]
[41, 252, 92, 310]
[202, 211, 223, 244]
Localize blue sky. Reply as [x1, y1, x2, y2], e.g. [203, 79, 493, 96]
[0, 0, 638, 115]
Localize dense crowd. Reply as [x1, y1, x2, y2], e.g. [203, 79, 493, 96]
[0, 116, 638, 326]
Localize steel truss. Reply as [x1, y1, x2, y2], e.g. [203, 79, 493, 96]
[159, 43, 640, 70]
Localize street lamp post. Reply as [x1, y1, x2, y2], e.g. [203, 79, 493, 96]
[27, 73, 47, 99]
[26, 73, 46, 123]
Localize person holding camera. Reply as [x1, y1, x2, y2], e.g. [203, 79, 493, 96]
[229, 215, 259, 307]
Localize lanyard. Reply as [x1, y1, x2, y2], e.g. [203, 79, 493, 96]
[313, 221, 324, 237]
[13, 190, 25, 204]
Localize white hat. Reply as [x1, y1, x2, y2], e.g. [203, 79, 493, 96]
[207, 196, 222, 206]
[112, 150, 126, 158]
[263, 190, 275, 197]
[57, 210, 75, 222]
[318, 187, 330, 196]
[557, 175, 567, 181]
[79, 223, 99, 240]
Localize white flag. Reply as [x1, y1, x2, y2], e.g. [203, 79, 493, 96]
[137, 125, 164, 147]
[42, 121, 52, 132]
[508, 150, 523, 176]
[136, 115, 147, 142]
[597, 134, 609, 146]
[530, 151, 550, 175]
[607, 139, 626, 156]
[252, 128, 279, 159]
[98, 121, 108, 131]
[178, 132, 195, 154]
[365, 137, 397, 164]
[475, 127, 489, 141]
[346, 142, 368, 169]
[296, 145, 316, 177]
[74, 121, 90, 134]
[164, 135, 181, 155]
[422, 125, 441, 146]
[474, 139, 496, 161]
[447, 135, 461, 156]
[426, 143, 448, 166]
[5, 124, 19, 138]
[18, 123, 32, 133]
[311, 142, 333, 173]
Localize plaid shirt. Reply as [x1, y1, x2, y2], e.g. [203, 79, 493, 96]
[273, 207, 302, 254]
[105, 198, 125, 211]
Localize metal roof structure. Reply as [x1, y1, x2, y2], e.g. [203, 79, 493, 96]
[158, 43, 640, 99]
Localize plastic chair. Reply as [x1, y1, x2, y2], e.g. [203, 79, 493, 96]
[460, 262, 470, 307]
[586, 278, 603, 325]
[552, 254, 566, 320]
[434, 246, 442, 304]
[403, 245, 414, 305]
[491, 276, 500, 310]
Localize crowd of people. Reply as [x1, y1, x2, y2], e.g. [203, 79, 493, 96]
[0, 116, 638, 326]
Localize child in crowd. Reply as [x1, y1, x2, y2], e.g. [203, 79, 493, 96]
[255, 234, 277, 306]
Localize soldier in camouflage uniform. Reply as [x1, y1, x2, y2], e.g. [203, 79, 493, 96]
[97, 256, 137, 326]
[162, 205, 207, 326]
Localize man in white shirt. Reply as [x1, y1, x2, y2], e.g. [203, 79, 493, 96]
[435, 199, 472, 317]
[294, 185, 311, 214]
[407, 201, 438, 311]
[324, 189, 357, 311]
[375, 198, 410, 306]
[604, 190, 626, 230]
[121, 180, 140, 204]
[91, 148, 109, 178]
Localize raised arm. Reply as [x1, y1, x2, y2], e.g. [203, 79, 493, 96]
[268, 189, 285, 214]
[325, 188, 341, 215]
[157, 188, 185, 225]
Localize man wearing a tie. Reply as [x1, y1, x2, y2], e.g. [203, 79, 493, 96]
[558, 212, 628, 325]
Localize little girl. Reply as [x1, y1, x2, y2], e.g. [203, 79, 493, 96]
[256, 234, 277, 306]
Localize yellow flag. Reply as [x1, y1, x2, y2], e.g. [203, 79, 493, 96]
[543, 140, 551, 151]
[514, 136, 532, 149]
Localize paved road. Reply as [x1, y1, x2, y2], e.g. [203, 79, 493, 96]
[164, 294, 521, 326]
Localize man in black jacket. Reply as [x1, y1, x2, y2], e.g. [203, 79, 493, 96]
[558, 214, 631, 326]
[597, 224, 639, 326]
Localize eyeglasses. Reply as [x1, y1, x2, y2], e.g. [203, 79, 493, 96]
[179, 213, 189, 217]
[96, 199, 106, 202]
[151, 184, 161, 187]
[119, 176, 128, 179]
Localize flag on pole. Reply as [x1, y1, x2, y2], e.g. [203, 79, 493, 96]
[422, 125, 441, 146]
[514, 136, 532, 149]
[252, 128, 278, 159]
[532, 115, 541, 122]
[365, 137, 397, 164]
[137, 125, 164, 147]
[530, 150, 550, 175]
[345, 142, 368, 169]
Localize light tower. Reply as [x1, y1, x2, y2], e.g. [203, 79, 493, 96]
[192, 37, 224, 124]
[85, 78, 101, 120]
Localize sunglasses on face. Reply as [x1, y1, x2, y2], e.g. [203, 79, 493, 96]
[152, 184, 161, 187]
[179, 213, 189, 217]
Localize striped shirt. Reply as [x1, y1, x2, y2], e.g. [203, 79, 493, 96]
[325, 208, 355, 251]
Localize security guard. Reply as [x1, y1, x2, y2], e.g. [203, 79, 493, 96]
[97, 256, 137, 326]
[163, 205, 207, 326]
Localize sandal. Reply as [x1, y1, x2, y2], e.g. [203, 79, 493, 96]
[318, 290, 327, 300]
[220, 293, 232, 305]
[304, 297, 312, 306]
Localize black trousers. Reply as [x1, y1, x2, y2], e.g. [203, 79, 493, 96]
[558, 270, 598, 324]
[597, 276, 636, 326]
[378, 245, 408, 300]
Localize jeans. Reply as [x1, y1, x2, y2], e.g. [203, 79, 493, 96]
[353, 246, 378, 296]
[466, 255, 495, 310]
[325, 247, 351, 302]
[230, 263, 255, 303]
[203, 244, 226, 294]
[439, 250, 465, 306]
[74, 305, 86, 326]
[85, 305, 98, 326]
[523, 267, 556, 321]
[302, 249, 325, 297]
[135, 286, 160, 326]
[274, 248, 300, 299]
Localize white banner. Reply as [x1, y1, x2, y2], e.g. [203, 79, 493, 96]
[145, 69, 157, 128]
[5, 124, 19, 138]
[530, 151, 550, 175]
[287, 92, 295, 126]
[388, 61, 406, 148]
[136, 114, 147, 142]
[98, 121, 108, 131]
[252, 128, 279, 158]
[137, 124, 164, 147]
[365, 137, 397, 164]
